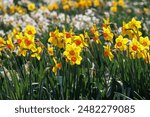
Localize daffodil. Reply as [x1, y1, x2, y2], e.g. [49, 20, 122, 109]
[139, 36, 150, 50]
[63, 4, 70, 10]
[103, 27, 114, 42]
[48, 30, 65, 48]
[129, 38, 144, 59]
[31, 46, 42, 60]
[129, 38, 142, 53]
[90, 25, 101, 44]
[114, 35, 128, 51]
[128, 18, 141, 30]
[24, 25, 36, 36]
[18, 47, 27, 57]
[27, 3, 36, 11]
[0, 37, 5, 54]
[6, 35, 15, 51]
[103, 45, 114, 61]
[64, 43, 82, 65]
[111, 1, 118, 13]
[12, 28, 20, 38]
[118, 0, 126, 7]
[8, 5, 16, 14]
[63, 29, 73, 44]
[0, 37, 6, 47]
[102, 18, 110, 29]
[73, 34, 88, 48]
[15, 32, 24, 45]
[48, 46, 54, 56]
[48, 2, 59, 11]
[48, 30, 59, 47]
[22, 34, 35, 49]
[143, 52, 150, 64]
[93, 0, 101, 7]
[52, 58, 62, 75]
[122, 20, 142, 39]
[15, 6, 25, 14]
[40, 6, 47, 10]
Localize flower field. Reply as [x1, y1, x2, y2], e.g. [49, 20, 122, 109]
[0, 0, 150, 100]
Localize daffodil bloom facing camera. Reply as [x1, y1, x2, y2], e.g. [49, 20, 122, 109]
[24, 25, 36, 36]
[28, 3, 36, 11]
[129, 38, 144, 59]
[139, 36, 150, 50]
[48, 29, 65, 48]
[115, 35, 128, 51]
[73, 34, 88, 48]
[64, 43, 82, 65]
[22, 34, 35, 49]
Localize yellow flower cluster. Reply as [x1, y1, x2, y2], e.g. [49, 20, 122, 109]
[0, 18, 149, 67]
[90, 24, 101, 44]
[0, 3, 26, 14]
[48, 29, 88, 65]
[0, 0, 103, 14]
[59, 0, 102, 10]
[0, 25, 42, 60]
[121, 18, 150, 62]
[102, 18, 114, 43]
[111, 0, 126, 12]
[101, 17, 150, 63]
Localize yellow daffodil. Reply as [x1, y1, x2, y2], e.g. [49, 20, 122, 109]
[52, 58, 62, 75]
[111, 1, 118, 12]
[48, 30, 59, 47]
[0, 37, 6, 47]
[102, 18, 110, 29]
[143, 52, 150, 64]
[64, 43, 82, 65]
[139, 36, 150, 50]
[63, 29, 73, 44]
[90, 25, 101, 44]
[128, 18, 141, 30]
[122, 20, 142, 39]
[15, 32, 24, 45]
[31, 46, 42, 60]
[48, 46, 54, 56]
[18, 47, 27, 57]
[114, 35, 128, 51]
[8, 5, 16, 14]
[103, 27, 114, 42]
[129, 38, 144, 59]
[27, 3, 36, 11]
[63, 4, 70, 10]
[22, 34, 35, 49]
[0, 37, 6, 54]
[24, 25, 36, 36]
[118, 0, 125, 7]
[93, 0, 101, 7]
[6, 35, 15, 51]
[48, 30, 65, 48]
[48, 2, 59, 11]
[73, 34, 88, 48]
[103, 45, 114, 61]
